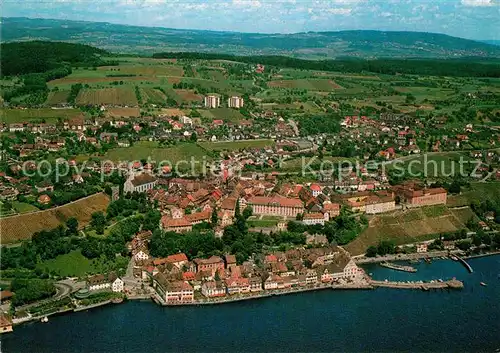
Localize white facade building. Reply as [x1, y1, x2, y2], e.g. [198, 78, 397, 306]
[228, 96, 244, 109]
[204, 95, 220, 108]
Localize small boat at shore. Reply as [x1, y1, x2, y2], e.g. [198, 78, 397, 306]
[40, 317, 48, 323]
[480, 282, 487, 287]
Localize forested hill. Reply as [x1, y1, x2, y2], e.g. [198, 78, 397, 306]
[1, 41, 109, 77]
[3, 17, 500, 59]
[153, 52, 500, 78]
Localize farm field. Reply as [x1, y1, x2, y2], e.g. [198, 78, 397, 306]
[198, 139, 275, 151]
[11, 201, 39, 214]
[345, 205, 471, 255]
[199, 107, 245, 122]
[0, 108, 82, 123]
[48, 75, 158, 86]
[174, 89, 202, 103]
[268, 79, 343, 91]
[139, 87, 167, 105]
[98, 65, 184, 77]
[46, 90, 70, 105]
[105, 107, 140, 118]
[76, 87, 138, 106]
[160, 108, 186, 117]
[0, 193, 110, 244]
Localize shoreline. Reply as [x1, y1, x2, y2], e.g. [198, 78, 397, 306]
[152, 282, 374, 307]
[354, 250, 455, 264]
[11, 252, 499, 327]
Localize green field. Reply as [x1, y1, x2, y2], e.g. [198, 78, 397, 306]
[447, 182, 500, 207]
[199, 107, 245, 122]
[36, 250, 128, 278]
[11, 201, 39, 214]
[0, 108, 82, 123]
[198, 139, 275, 151]
[103, 141, 210, 166]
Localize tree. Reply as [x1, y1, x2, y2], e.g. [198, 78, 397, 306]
[211, 207, 219, 228]
[235, 199, 241, 219]
[377, 240, 395, 256]
[66, 217, 79, 235]
[366, 246, 377, 257]
[90, 211, 106, 235]
[242, 206, 253, 220]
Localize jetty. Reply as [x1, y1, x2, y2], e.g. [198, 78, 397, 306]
[455, 255, 473, 273]
[380, 262, 417, 273]
[371, 279, 464, 290]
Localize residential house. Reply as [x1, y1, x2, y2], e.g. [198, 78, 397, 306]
[303, 212, 329, 225]
[201, 281, 226, 297]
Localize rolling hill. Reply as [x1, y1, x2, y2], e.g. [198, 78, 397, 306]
[2, 17, 500, 59]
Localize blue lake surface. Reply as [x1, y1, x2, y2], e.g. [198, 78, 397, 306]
[2, 255, 500, 352]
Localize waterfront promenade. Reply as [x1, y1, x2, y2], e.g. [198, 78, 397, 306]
[371, 279, 464, 290]
[354, 250, 459, 264]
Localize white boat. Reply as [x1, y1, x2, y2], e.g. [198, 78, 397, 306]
[40, 317, 48, 323]
[480, 282, 487, 287]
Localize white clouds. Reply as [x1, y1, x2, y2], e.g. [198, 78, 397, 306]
[232, 0, 262, 8]
[326, 8, 353, 15]
[461, 0, 496, 6]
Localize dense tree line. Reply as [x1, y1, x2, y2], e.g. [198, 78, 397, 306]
[298, 114, 341, 136]
[10, 278, 56, 306]
[153, 52, 500, 78]
[1, 41, 109, 77]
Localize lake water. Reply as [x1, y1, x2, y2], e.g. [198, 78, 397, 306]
[2, 255, 499, 352]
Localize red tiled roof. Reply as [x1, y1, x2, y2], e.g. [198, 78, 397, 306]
[248, 196, 303, 208]
[161, 216, 191, 228]
[166, 253, 188, 264]
[310, 183, 321, 191]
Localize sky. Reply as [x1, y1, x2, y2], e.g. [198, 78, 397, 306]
[2, 0, 500, 40]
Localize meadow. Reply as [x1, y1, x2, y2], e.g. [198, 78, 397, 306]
[198, 139, 275, 151]
[36, 250, 129, 278]
[1, 108, 82, 123]
[102, 141, 210, 165]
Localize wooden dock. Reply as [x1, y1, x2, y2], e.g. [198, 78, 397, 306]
[371, 279, 464, 290]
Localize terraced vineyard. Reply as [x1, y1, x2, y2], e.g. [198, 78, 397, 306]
[0, 193, 110, 244]
[140, 87, 167, 104]
[46, 90, 70, 105]
[344, 205, 473, 255]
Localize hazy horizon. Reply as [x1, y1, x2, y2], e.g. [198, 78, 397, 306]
[2, 0, 499, 40]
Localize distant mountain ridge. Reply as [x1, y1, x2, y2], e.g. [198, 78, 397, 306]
[2, 17, 500, 59]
